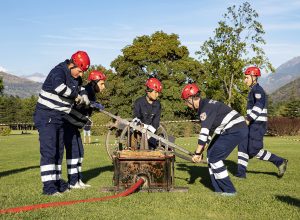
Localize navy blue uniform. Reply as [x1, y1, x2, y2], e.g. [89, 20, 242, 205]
[133, 96, 161, 149]
[237, 83, 285, 178]
[197, 99, 248, 193]
[33, 60, 80, 195]
[63, 83, 96, 186]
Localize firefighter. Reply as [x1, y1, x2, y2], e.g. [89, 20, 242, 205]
[63, 70, 106, 189]
[132, 77, 162, 150]
[236, 66, 288, 178]
[181, 83, 248, 196]
[33, 51, 90, 195]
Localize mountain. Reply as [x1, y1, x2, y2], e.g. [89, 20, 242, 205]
[21, 72, 46, 83]
[269, 77, 300, 103]
[259, 56, 300, 94]
[0, 71, 42, 98]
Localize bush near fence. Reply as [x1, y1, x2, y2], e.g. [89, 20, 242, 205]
[0, 125, 11, 136]
[268, 117, 300, 136]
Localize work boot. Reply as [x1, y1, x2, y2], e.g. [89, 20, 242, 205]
[234, 174, 246, 179]
[221, 192, 237, 197]
[69, 182, 84, 189]
[50, 192, 63, 197]
[78, 180, 91, 188]
[278, 159, 288, 178]
[57, 179, 69, 193]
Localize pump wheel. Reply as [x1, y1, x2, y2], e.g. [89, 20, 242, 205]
[105, 124, 168, 160]
[118, 124, 168, 151]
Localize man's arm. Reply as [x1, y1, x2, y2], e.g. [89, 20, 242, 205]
[148, 102, 161, 133]
[52, 70, 79, 99]
[246, 89, 265, 123]
[192, 144, 205, 163]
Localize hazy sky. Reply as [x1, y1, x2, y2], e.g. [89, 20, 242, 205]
[0, 0, 299, 76]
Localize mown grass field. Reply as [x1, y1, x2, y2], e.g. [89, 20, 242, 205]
[0, 131, 299, 219]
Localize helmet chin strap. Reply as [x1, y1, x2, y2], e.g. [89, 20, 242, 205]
[69, 60, 77, 70]
[146, 94, 155, 102]
[146, 88, 157, 102]
[191, 96, 197, 110]
[186, 97, 197, 110]
[250, 75, 257, 87]
[90, 80, 100, 91]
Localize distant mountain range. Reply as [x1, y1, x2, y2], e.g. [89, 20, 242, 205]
[260, 56, 300, 94]
[269, 77, 300, 103]
[0, 71, 42, 98]
[21, 72, 46, 83]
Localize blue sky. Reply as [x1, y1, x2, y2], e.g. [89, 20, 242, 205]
[0, 0, 300, 77]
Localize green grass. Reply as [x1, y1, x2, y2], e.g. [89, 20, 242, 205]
[0, 132, 299, 219]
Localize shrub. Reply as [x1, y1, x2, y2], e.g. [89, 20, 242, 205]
[0, 125, 11, 136]
[268, 117, 300, 136]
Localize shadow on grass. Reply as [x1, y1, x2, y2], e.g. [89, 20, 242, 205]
[176, 163, 214, 191]
[224, 160, 278, 177]
[0, 165, 39, 178]
[82, 165, 114, 182]
[246, 170, 278, 177]
[224, 160, 237, 175]
[276, 195, 300, 208]
[83, 141, 100, 145]
[9, 133, 33, 135]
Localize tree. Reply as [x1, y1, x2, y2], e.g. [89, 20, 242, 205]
[0, 95, 38, 124]
[197, 2, 274, 113]
[0, 77, 3, 95]
[283, 99, 300, 118]
[108, 31, 204, 120]
[267, 95, 276, 117]
[20, 96, 38, 122]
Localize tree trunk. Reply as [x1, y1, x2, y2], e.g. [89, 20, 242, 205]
[227, 73, 234, 107]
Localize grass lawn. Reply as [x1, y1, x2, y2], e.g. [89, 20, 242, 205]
[0, 131, 299, 219]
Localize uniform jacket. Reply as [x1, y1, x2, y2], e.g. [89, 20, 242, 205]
[246, 83, 267, 125]
[197, 98, 245, 146]
[133, 96, 161, 132]
[34, 60, 81, 124]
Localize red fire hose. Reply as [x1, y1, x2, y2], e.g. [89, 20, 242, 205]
[0, 178, 144, 214]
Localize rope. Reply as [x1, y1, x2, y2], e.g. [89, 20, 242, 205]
[91, 119, 200, 128]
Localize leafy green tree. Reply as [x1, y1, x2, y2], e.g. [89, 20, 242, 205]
[0, 96, 19, 123]
[0, 95, 37, 124]
[20, 96, 38, 122]
[197, 2, 274, 113]
[108, 31, 204, 120]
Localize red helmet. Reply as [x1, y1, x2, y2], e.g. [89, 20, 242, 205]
[244, 66, 261, 77]
[145, 78, 162, 92]
[181, 83, 200, 99]
[88, 70, 107, 81]
[71, 51, 90, 72]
